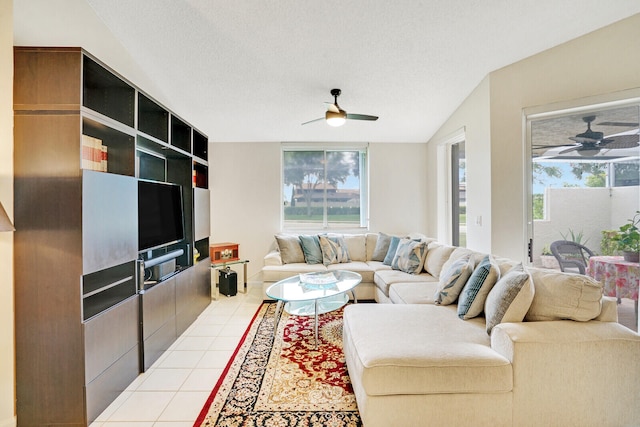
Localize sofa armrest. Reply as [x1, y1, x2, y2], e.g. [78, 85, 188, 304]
[491, 320, 640, 426]
[264, 250, 283, 266]
[595, 296, 617, 322]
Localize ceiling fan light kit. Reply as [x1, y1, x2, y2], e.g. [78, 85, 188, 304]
[303, 88, 378, 127]
[326, 110, 347, 127]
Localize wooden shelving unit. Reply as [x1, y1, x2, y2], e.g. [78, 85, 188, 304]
[13, 46, 211, 426]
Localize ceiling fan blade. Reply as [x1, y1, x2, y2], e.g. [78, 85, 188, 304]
[601, 134, 640, 149]
[532, 144, 565, 148]
[569, 136, 599, 144]
[597, 121, 640, 127]
[325, 102, 339, 113]
[558, 145, 580, 154]
[301, 117, 325, 125]
[346, 113, 378, 121]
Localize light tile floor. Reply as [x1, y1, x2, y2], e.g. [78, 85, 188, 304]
[90, 284, 264, 427]
[90, 283, 638, 426]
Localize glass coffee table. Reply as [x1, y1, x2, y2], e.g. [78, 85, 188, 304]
[266, 270, 362, 348]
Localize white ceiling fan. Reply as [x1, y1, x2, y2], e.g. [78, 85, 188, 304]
[302, 89, 379, 127]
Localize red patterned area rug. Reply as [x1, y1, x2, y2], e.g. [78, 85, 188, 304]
[194, 302, 361, 427]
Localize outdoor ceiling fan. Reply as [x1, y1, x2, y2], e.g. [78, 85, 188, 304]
[534, 115, 640, 156]
[302, 89, 379, 127]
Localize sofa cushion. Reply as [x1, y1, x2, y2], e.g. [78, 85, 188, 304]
[391, 239, 428, 274]
[484, 264, 534, 334]
[389, 281, 439, 304]
[424, 243, 456, 278]
[263, 250, 283, 266]
[298, 234, 323, 264]
[343, 304, 512, 395]
[371, 232, 393, 261]
[458, 255, 501, 320]
[262, 263, 327, 282]
[275, 234, 305, 264]
[319, 235, 351, 265]
[343, 234, 367, 262]
[382, 236, 401, 265]
[327, 262, 375, 283]
[374, 270, 436, 298]
[434, 255, 474, 305]
[525, 267, 603, 321]
[365, 233, 378, 261]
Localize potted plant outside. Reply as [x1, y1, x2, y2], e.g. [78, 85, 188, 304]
[540, 244, 560, 269]
[612, 211, 640, 263]
[600, 230, 619, 256]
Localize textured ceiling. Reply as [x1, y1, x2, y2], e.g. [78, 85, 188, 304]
[81, 0, 640, 143]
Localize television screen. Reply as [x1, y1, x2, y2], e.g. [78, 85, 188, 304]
[138, 180, 185, 252]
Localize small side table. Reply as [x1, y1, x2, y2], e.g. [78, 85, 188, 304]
[211, 259, 250, 300]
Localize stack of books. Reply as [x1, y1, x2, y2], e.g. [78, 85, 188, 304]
[81, 135, 108, 172]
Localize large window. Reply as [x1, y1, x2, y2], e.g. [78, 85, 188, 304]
[282, 145, 368, 229]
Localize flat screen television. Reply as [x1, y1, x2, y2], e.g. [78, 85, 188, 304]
[138, 180, 185, 252]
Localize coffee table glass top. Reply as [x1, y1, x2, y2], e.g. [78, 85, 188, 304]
[266, 270, 362, 303]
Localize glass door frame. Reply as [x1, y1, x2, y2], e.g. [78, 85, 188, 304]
[523, 90, 640, 264]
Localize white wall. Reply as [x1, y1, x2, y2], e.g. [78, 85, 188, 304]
[427, 76, 492, 252]
[531, 186, 640, 265]
[427, 13, 640, 261]
[209, 142, 429, 283]
[368, 143, 429, 234]
[0, 1, 14, 425]
[611, 186, 640, 228]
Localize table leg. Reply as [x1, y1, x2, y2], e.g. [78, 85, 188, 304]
[273, 300, 284, 340]
[314, 299, 319, 349]
[243, 262, 248, 293]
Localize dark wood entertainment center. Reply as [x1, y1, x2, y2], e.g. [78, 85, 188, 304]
[13, 47, 211, 426]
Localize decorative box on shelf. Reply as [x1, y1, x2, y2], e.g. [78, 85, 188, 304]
[210, 242, 239, 263]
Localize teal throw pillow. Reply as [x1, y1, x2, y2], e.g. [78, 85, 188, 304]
[457, 255, 501, 320]
[383, 236, 401, 265]
[299, 234, 323, 264]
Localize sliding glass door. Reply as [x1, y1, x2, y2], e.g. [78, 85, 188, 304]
[527, 102, 639, 267]
[451, 141, 466, 247]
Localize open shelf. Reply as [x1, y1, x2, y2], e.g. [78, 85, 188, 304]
[83, 56, 135, 127]
[193, 130, 208, 161]
[138, 93, 169, 142]
[193, 162, 208, 189]
[171, 115, 192, 153]
[82, 117, 135, 176]
[136, 148, 166, 182]
[82, 261, 137, 321]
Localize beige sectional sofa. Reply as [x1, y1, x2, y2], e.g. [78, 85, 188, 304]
[262, 232, 640, 427]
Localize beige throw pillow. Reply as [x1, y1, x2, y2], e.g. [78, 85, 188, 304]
[424, 243, 456, 278]
[434, 255, 474, 305]
[485, 264, 535, 334]
[274, 234, 305, 264]
[525, 268, 603, 321]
